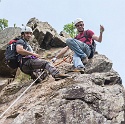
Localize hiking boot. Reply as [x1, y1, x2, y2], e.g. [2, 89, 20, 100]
[82, 57, 88, 65]
[68, 67, 85, 74]
[53, 73, 70, 81]
[31, 70, 48, 84]
[31, 72, 42, 84]
[39, 70, 48, 80]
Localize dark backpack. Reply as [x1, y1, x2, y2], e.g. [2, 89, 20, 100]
[84, 30, 96, 59]
[5, 38, 24, 69]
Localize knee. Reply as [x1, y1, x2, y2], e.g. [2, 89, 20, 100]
[66, 38, 74, 46]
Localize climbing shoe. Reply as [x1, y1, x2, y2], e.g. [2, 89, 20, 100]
[68, 67, 85, 74]
[53, 73, 70, 81]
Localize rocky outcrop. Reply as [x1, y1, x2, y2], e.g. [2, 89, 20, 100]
[0, 18, 124, 124]
[27, 17, 68, 49]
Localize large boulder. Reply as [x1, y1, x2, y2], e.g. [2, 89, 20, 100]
[27, 17, 67, 49]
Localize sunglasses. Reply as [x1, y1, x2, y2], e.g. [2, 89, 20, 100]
[76, 24, 84, 27]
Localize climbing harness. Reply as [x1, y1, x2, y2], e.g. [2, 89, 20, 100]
[0, 71, 45, 119]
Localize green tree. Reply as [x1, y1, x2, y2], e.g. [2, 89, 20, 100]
[63, 22, 77, 38]
[0, 18, 8, 30]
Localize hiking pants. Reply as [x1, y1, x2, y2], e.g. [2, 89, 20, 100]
[20, 58, 59, 77]
[66, 38, 91, 68]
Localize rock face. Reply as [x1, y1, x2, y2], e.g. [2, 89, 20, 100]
[0, 18, 124, 124]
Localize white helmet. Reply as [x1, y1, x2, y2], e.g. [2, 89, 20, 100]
[21, 26, 33, 33]
[74, 18, 83, 26]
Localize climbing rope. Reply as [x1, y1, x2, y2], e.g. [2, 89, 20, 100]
[54, 54, 72, 67]
[0, 71, 45, 119]
[0, 53, 72, 119]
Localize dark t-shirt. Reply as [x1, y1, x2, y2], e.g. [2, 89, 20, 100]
[16, 39, 34, 61]
[16, 39, 33, 52]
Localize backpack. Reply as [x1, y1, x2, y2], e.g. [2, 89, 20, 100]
[5, 38, 24, 69]
[83, 30, 96, 59]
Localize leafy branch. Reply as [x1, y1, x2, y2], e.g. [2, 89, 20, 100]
[0, 18, 8, 30]
[63, 22, 77, 38]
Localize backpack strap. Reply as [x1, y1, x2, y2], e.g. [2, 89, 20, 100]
[83, 30, 91, 44]
[84, 30, 88, 39]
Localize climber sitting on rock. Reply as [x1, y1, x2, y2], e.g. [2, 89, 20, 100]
[52, 18, 104, 74]
[15, 26, 70, 83]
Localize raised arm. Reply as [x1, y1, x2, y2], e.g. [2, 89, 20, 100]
[92, 25, 104, 43]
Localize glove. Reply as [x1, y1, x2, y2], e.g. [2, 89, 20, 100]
[52, 57, 57, 63]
